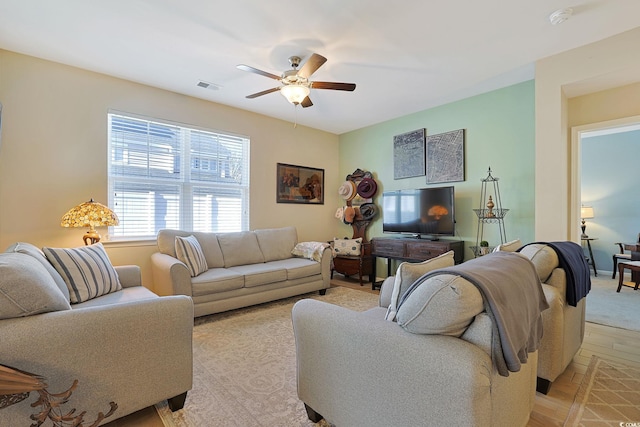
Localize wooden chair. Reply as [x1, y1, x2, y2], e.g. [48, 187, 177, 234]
[331, 240, 372, 285]
[612, 233, 640, 279]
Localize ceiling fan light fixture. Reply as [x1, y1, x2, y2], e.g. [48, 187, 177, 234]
[280, 84, 310, 104]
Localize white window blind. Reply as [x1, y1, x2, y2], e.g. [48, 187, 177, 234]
[108, 112, 249, 239]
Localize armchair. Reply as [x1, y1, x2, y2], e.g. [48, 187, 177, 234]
[514, 242, 587, 394]
[293, 252, 542, 427]
[0, 245, 193, 425]
[612, 233, 640, 279]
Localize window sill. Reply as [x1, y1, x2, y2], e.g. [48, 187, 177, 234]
[101, 238, 157, 248]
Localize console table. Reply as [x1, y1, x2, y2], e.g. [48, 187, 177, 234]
[370, 237, 464, 290]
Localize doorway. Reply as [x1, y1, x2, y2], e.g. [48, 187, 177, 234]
[571, 115, 640, 276]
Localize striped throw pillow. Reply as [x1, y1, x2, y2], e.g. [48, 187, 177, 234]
[175, 235, 208, 277]
[43, 243, 122, 304]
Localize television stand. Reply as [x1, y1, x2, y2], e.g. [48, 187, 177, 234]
[370, 237, 464, 290]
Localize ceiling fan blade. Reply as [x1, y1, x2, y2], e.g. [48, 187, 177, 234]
[301, 96, 313, 108]
[298, 53, 327, 78]
[246, 87, 281, 99]
[311, 81, 356, 91]
[236, 64, 282, 81]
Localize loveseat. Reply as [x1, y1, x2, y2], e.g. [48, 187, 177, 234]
[293, 251, 546, 427]
[151, 226, 331, 317]
[0, 242, 193, 426]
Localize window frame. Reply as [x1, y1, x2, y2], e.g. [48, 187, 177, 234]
[107, 110, 250, 241]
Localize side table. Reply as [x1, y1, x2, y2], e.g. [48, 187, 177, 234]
[581, 237, 598, 276]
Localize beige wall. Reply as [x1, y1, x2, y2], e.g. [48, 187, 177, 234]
[0, 50, 339, 288]
[535, 27, 640, 242]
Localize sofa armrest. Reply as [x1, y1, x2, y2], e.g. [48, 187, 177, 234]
[544, 268, 567, 303]
[378, 276, 394, 308]
[0, 295, 193, 424]
[292, 299, 493, 426]
[151, 252, 192, 296]
[319, 246, 332, 287]
[114, 264, 142, 288]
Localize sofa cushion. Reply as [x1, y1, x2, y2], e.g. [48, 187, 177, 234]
[268, 258, 322, 280]
[5, 242, 70, 300]
[332, 237, 362, 257]
[43, 243, 122, 304]
[518, 243, 559, 282]
[175, 235, 208, 277]
[255, 227, 298, 262]
[0, 253, 71, 319]
[191, 268, 244, 296]
[385, 251, 455, 321]
[217, 231, 265, 267]
[72, 285, 158, 309]
[228, 264, 287, 288]
[396, 274, 484, 337]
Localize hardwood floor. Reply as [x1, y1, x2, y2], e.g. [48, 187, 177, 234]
[109, 275, 640, 427]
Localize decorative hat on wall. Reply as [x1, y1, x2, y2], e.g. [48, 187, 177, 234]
[356, 178, 377, 199]
[359, 203, 378, 221]
[343, 206, 356, 224]
[338, 181, 357, 201]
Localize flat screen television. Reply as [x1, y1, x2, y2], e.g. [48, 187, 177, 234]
[382, 186, 455, 239]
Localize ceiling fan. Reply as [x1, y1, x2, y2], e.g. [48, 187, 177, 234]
[237, 53, 356, 108]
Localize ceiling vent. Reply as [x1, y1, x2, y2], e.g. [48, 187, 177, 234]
[197, 80, 222, 90]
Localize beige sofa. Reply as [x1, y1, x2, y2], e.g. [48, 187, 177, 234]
[151, 226, 331, 317]
[293, 251, 544, 427]
[0, 243, 193, 426]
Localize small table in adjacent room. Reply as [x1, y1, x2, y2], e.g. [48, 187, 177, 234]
[617, 260, 640, 292]
[581, 237, 598, 276]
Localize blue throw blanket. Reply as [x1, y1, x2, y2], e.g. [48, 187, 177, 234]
[518, 241, 591, 306]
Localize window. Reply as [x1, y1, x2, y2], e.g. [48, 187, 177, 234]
[108, 112, 249, 239]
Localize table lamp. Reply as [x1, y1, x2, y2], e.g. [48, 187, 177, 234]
[580, 206, 594, 238]
[61, 199, 119, 245]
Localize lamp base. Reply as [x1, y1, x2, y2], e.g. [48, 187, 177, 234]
[83, 229, 101, 246]
[580, 221, 588, 239]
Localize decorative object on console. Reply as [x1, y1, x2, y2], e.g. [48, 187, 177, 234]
[393, 128, 426, 180]
[60, 199, 119, 245]
[276, 163, 324, 204]
[426, 129, 465, 184]
[472, 167, 508, 257]
[580, 205, 594, 238]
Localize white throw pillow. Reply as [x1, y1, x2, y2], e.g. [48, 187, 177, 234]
[175, 235, 209, 277]
[385, 250, 455, 321]
[492, 239, 522, 252]
[332, 237, 362, 257]
[43, 243, 122, 304]
[396, 274, 484, 337]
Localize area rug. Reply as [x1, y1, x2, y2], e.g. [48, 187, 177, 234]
[564, 356, 640, 426]
[585, 276, 640, 332]
[155, 286, 378, 427]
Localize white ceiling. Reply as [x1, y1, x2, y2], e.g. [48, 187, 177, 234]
[1, 1, 639, 134]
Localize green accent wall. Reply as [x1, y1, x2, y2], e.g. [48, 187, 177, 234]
[337, 80, 535, 274]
